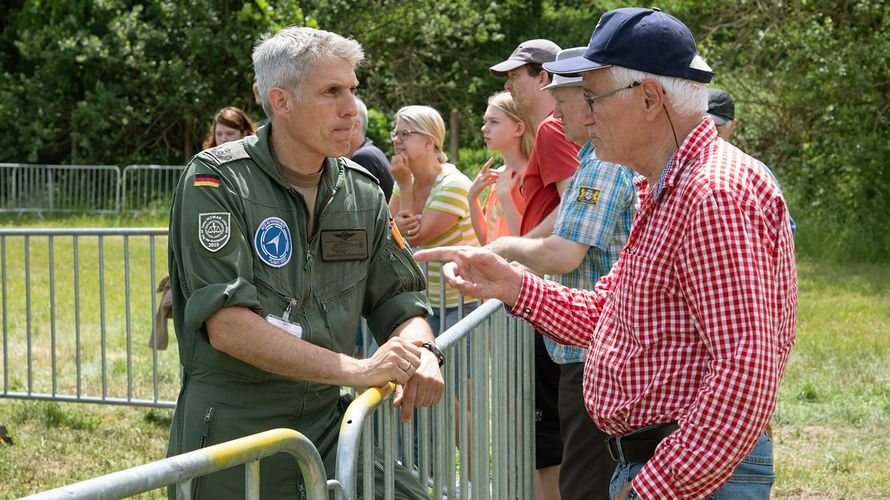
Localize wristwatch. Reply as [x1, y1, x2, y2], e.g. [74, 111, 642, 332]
[627, 486, 640, 500]
[420, 342, 445, 367]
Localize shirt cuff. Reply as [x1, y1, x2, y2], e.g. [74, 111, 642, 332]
[509, 271, 543, 320]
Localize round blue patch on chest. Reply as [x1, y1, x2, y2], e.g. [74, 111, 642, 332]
[254, 217, 293, 268]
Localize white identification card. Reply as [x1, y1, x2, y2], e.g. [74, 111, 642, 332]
[265, 314, 303, 339]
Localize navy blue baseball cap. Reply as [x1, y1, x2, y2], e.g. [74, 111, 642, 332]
[543, 7, 714, 83]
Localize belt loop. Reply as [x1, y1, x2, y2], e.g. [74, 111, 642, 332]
[616, 435, 626, 463]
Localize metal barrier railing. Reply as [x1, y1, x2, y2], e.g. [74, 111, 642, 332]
[342, 299, 535, 499]
[0, 163, 121, 214]
[22, 428, 334, 500]
[21, 298, 534, 499]
[2, 227, 536, 498]
[0, 227, 177, 408]
[0, 163, 185, 215]
[120, 164, 185, 213]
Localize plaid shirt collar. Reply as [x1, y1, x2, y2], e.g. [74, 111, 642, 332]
[578, 138, 595, 162]
[636, 116, 719, 203]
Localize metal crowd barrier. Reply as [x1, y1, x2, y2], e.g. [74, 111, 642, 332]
[0, 163, 185, 215]
[120, 164, 185, 213]
[0, 163, 121, 214]
[0, 227, 177, 407]
[1, 227, 536, 498]
[21, 299, 534, 499]
[23, 428, 334, 500]
[342, 299, 535, 499]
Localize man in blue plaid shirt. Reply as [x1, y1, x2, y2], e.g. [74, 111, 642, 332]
[489, 47, 637, 499]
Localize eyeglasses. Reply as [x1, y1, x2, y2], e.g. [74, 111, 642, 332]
[583, 81, 641, 111]
[390, 129, 422, 141]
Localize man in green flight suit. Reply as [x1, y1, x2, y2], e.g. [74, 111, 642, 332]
[166, 27, 444, 499]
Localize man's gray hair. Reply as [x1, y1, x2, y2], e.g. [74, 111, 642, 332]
[608, 66, 707, 117]
[355, 96, 369, 135]
[252, 26, 364, 118]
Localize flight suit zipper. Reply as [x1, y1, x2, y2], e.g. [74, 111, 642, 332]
[320, 303, 331, 330]
[319, 276, 365, 331]
[200, 406, 214, 448]
[300, 173, 343, 334]
[312, 177, 344, 331]
[254, 278, 297, 318]
[284, 171, 340, 417]
[285, 187, 314, 344]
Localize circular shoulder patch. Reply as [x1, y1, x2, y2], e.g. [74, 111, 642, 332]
[198, 212, 231, 252]
[254, 217, 293, 268]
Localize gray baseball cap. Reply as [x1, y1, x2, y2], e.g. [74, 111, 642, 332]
[490, 39, 561, 77]
[541, 47, 587, 90]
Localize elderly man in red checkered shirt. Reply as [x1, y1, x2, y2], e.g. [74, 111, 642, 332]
[416, 7, 797, 500]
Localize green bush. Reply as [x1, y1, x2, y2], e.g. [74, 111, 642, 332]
[1, 1, 886, 261]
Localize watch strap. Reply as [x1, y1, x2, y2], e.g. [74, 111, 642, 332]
[421, 341, 445, 367]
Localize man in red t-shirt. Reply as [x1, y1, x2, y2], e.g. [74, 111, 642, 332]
[490, 39, 580, 500]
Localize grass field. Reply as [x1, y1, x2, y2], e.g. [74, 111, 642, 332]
[0, 215, 888, 498]
[770, 260, 890, 498]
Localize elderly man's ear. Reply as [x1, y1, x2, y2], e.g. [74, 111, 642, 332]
[641, 80, 665, 120]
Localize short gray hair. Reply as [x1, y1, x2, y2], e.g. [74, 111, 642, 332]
[252, 26, 364, 118]
[355, 96, 369, 135]
[608, 66, 707, 117]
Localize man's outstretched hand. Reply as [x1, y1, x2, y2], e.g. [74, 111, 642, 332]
[413, 246, 523, 307]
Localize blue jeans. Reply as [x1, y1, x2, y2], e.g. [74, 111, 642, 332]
[608, 432, 774, 499]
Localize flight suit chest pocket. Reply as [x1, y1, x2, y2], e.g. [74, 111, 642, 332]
[253, 272, 297, 319]
[315, 268, 366, 354]
[385, 241, 426, 291]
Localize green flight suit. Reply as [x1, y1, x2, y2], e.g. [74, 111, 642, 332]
[167, 123, 432, 499]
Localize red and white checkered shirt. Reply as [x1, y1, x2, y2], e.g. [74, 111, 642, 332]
[512, 118, 797, 499]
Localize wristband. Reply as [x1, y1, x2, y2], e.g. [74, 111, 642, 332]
[421, 342, 445, 367]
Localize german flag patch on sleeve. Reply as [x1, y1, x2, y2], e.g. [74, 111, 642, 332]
[194, 174, 221, 188]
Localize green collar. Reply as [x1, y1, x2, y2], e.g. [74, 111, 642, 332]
[245, 123, 342, 192]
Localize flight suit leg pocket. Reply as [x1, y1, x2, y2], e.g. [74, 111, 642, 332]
[191, 401, 301, 499]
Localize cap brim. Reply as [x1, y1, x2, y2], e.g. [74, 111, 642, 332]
[708, 114, 729, 126]
[490, 59, 528, 77]
[543, 55, 610, 77]
[541, 79, 583, 91]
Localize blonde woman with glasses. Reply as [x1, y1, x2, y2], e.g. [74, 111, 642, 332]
[389, 105, 479, 336]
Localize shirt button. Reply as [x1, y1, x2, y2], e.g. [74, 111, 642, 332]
[524, 307, 532, 314]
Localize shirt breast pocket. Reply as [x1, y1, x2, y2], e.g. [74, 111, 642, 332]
[613, 252, 680, 349]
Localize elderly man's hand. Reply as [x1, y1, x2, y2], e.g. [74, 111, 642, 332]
[393, 345, 444, 422]
[413, 246, 523, 306]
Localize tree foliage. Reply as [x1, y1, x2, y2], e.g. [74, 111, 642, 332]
[0, 0, 306, 164]
[0, 1, 886, 259]
[674, 0, 889, 260]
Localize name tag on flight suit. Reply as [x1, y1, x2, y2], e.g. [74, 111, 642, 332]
[320, 229, 368, 261]
[265, 314, 303, 339]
